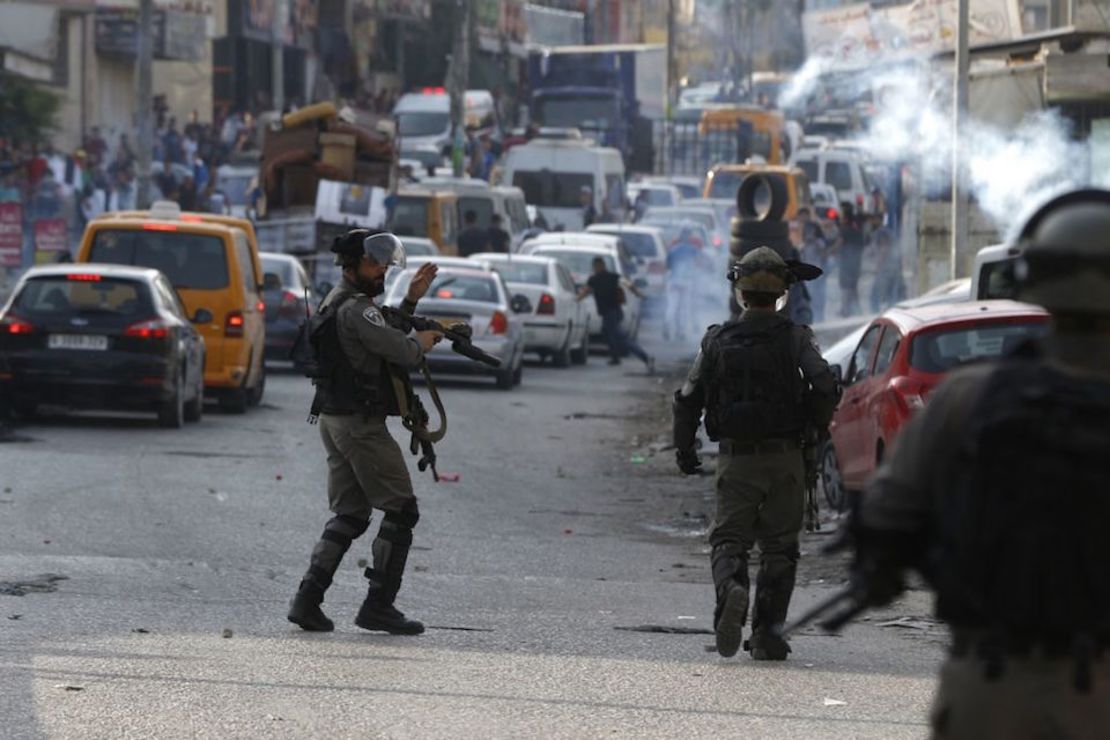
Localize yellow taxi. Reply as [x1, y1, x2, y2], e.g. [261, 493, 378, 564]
[76, 202, 266, 412]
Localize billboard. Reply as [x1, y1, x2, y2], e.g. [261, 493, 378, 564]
[803, 0, 1024, 70]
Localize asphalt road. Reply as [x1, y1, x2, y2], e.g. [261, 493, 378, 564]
[0, 319, 942, 739]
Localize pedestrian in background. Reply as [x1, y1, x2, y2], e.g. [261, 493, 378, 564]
[580, 185, 597, 227]
[487, 213, 511, 253]
[834, 202, 864, 317]
[664, 227, 702, 340]
[457, 210, 488, 257]
[578, 256, 654, 372]
[801, 220, 830, 324]
[870, 228, 905, 313]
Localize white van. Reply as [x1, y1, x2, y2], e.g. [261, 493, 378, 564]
[502, 139, 626, 232]
[419, 178, 530, 249]
[792, 146, 878, 215]
[393, 88, 497, 171]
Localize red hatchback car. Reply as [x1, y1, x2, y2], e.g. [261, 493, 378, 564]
[822, 300, 1049, 504]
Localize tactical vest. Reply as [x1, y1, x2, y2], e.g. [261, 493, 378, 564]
[298, 291, 396, 420]
[935, 357, 1110, 655]
[704, 318, 804, 444]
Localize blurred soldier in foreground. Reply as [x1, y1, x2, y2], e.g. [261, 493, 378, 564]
[288, 231, 442, 635]
[846, 190, 1110, 737]
[673, 247, 839, 659]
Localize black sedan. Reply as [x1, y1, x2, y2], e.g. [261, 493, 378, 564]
[0, 264, 206, 428]
[260, 252, 316, 364]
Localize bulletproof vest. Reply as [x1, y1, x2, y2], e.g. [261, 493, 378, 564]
[292, 291, 393, 420]
[704, 318, 804, 444]
[935, 357, 1110, 647]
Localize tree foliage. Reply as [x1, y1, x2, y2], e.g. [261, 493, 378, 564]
[0, 71, 59, 145]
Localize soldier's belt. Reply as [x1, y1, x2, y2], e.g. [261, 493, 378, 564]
[721, 438, 801, 456]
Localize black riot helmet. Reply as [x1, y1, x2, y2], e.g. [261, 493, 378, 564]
[331, 230, 407, 271]
[1014, 188, 1110, 317]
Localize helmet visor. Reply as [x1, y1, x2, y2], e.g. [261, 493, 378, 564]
[363, 233, 407, 270]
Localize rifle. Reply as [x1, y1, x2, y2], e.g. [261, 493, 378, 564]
[801, 425, 826, 532]
[380, 307, 502, 368]
[381, 307, 501, 481]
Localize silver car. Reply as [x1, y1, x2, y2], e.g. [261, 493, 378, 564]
[386, 266, 528, 390]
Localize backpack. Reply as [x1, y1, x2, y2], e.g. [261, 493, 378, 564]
[936, 358, 1110, 647]
[703, 319, 803, 444]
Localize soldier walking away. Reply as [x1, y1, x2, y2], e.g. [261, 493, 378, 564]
[577, 257, 655, 372]
[843, 189, 1110, 737]
[673, 247, 839, 659]
[288, 231, 443, 636]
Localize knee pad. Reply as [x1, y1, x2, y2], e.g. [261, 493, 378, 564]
[384, 501, 420, 531]
[321, 513, 370, 546]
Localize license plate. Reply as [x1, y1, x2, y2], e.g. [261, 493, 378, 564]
[48, 334, 109, 351]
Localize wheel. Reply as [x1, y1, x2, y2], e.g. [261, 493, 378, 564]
[157, 375, 185, 429]
[570, 322, 589, 365]
[494, 365, 515, 390]
[247, 364, 266, 407]
[820, 440, 847, 513]
[552, 326, 572, 368]
[184, 367, 204, 423]
[219, 388, 249, 414]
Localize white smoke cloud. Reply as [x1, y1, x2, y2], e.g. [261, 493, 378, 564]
[781, 53, 1102, 240]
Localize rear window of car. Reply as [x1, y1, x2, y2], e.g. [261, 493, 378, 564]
[607, 232, 658, 258]
[391, 197, 430, 237]
[15, 276, 151, 318]
[493, 262, 548, 285]
[261, 257, 295, 286]
[910, 321, 1048, 373]
[90, 229, 229, 290]
[458, 196, 494, 228]
[535, 250, 616, 281]
[394, 271, 500, 303]
[512, 171, 593, 209]
[707, 171, 743, 199]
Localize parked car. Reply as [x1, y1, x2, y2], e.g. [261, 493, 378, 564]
[524, 243, 644, 342]
[822, 301, 1049, 508]
[471, 253, 589, 366]
[384, 266, 528, 390]
[78, 201, 267, 413]
[793, 146, 878, 215]
[0, 264, 207, 428]
[260, 252, 316, 364]
[585, 224, 668, 300]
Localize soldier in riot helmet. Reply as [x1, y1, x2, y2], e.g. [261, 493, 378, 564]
[846, 189, 1110, 736]
[673, 247, 840, 659]
[287, 230, 442, 635]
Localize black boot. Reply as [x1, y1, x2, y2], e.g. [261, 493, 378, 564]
[287, 580, 334, 632]
[355, 593, 425, 635]
[747, 551, 798, 661]
[711, 544, 750, 658]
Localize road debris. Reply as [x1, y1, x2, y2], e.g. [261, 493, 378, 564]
[615, 625, 714, 635]
[0, 573, 68, 596]
[221, 628, 233, 638]
[54, 684, 84, 692]
[823, 698, 847, 707]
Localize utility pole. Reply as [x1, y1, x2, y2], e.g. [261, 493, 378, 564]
[272, 0, 286, 113]
[950, 0, 970, 281]
[135, 0, 153, 209]
[448, 0, 471, 178]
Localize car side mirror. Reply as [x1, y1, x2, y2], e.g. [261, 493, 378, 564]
[192, 308, 214, 324]
[510, 294, 532, 314]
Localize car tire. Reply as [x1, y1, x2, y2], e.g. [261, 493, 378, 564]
[570, 322, 589, 365]
[495, 365, 515, 390]
[730, 218, 791, 242]
[220, 388, 249, 414]
[820, 441, 847, 513]
[184, 368, 204, 423]
[736, 173, 789, 222]
[247, 364, 266, 407]
[158, 376, 185, 429]
[553, 327, 572, 368]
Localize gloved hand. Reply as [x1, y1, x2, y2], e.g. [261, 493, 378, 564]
[676, 448, 702, 475]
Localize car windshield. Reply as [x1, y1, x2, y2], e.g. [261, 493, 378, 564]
[492, 261, 548, 285]
[978, 258, 1019, 300]
[535, 250, 615, 283]
[89, 230, 229, 290]
[535, 97, 616, 129]
[15, 276, 151, 318]
[391, 197, 430, 237]
[397, 111, 449, 137]
[910, 321, 1048, 373]
[512, 171, 593, 208]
